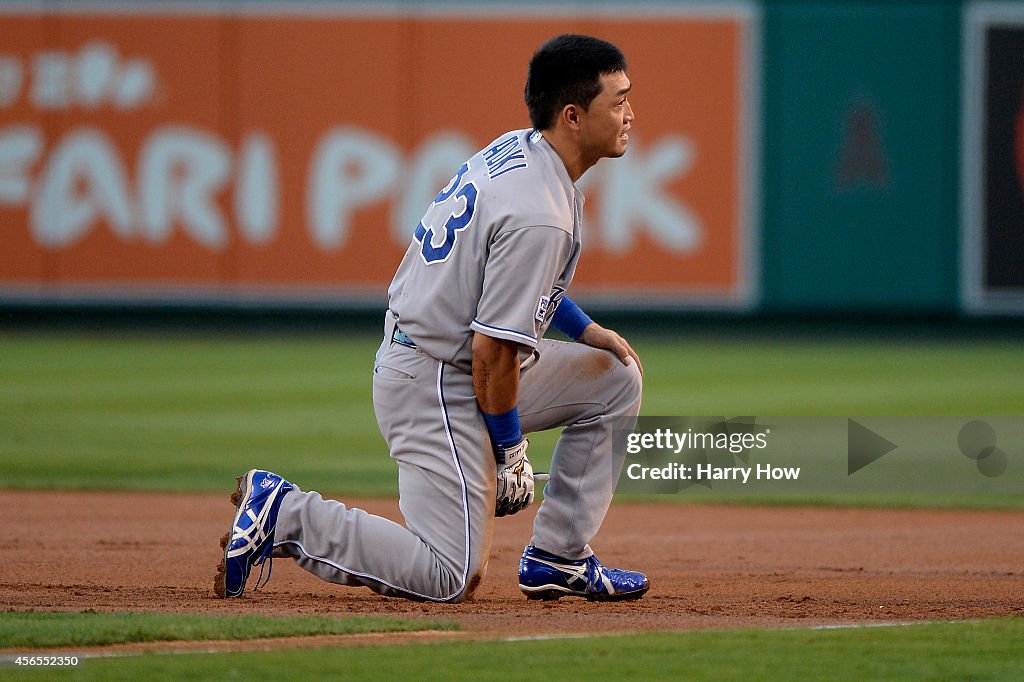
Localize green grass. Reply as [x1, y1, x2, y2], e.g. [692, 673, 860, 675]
[0, 333, 392, 494]
[1, 332, 1022, 504]
[639, 337, 1024, 415]
[15, 618, 1024, 681]
[0, 611, 456, 649]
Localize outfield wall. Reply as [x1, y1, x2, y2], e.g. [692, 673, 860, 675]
[0, 1, 1019, 315]
[762, 1, 960, 314]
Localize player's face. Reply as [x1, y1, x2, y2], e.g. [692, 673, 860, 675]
[579, 71, 633, 161]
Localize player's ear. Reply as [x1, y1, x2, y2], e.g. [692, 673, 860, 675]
[560, 103, 583, 131]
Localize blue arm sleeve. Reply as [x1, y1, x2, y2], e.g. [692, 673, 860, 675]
[481, 407, 523, 449]
[551, 296, 593, 341]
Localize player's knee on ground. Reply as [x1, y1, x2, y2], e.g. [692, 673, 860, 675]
[426, 558, 486, 603]
[370, 558, 483, 603]
[448, 569, 485, 603]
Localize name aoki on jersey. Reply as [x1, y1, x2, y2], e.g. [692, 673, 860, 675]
[483, 134, 528, 180]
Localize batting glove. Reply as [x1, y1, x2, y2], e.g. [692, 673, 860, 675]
[495, 438, 534, 517]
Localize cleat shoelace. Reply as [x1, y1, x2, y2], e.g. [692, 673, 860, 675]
[253, 544, 275, 592]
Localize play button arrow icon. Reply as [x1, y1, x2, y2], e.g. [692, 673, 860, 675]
[848, 419, 898, 475]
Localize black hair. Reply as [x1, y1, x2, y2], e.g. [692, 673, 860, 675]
[525, 34, 627, 131]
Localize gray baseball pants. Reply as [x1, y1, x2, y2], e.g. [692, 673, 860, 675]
[272, 318, 642, 602]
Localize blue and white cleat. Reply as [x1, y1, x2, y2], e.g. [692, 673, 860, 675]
[214, 469, 293, 598]
[518, 545, 650, 601]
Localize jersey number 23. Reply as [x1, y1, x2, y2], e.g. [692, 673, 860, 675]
[414, 162, 478, 264]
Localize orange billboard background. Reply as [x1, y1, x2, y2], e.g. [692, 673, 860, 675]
[0, 5, 756, 306]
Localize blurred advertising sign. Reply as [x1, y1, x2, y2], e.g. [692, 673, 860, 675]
[963, 3, 1024, 314]
[0, 3, 758, 309]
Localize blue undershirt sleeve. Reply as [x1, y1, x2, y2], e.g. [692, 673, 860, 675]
[551, 296, 593, 340]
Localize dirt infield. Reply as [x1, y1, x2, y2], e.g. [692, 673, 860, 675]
[2, 491, 1022, 647]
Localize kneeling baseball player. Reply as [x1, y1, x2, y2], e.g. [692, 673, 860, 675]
[216, 33, 648, 603]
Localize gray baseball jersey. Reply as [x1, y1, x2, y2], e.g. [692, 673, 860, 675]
[270, 128, 642, 602]
[388, 128, 582, 372]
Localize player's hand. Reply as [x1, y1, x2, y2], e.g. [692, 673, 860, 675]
[495, 438, 534, 517]
[578, 323, 644, 376]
